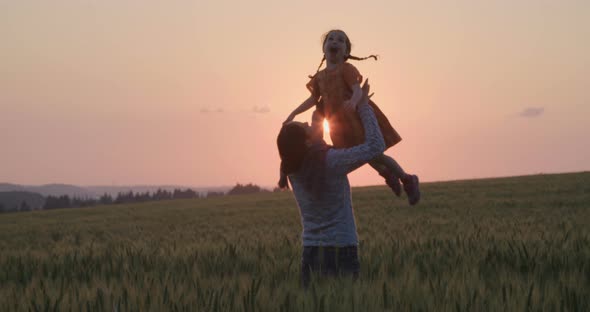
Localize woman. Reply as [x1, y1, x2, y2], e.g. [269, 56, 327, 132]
[277, 80, 385, 287]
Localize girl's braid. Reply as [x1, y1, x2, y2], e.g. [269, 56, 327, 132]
[308, 54, 378, 79]
[308, 56, 326, 79]
[347, 54, 379, 61]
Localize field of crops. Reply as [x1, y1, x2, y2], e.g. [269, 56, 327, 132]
[1, 172, 589, 311]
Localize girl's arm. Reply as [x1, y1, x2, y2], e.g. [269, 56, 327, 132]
[343, 83, 362, 111]
[284, 95, 317, 124]
[344, 83, 363, 110]
[326, 81, 385, 175]
[341, 63, 366, 110]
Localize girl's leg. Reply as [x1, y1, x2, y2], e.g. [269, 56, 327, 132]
[369, 154, 406, 180]
[370, 154, 420, 205]
[369, 155, 403, 196]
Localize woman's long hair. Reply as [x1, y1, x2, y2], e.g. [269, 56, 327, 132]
[277, 124, 308, 175]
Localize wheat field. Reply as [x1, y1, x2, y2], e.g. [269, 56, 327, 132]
[1, 172, 589, 311]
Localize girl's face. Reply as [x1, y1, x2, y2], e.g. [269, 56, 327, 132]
[323, 31, 349, 64]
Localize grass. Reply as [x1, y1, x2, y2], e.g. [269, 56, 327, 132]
[0, 172, 589, 311]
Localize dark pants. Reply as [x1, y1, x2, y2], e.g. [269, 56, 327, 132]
[301, 245, 360, 288]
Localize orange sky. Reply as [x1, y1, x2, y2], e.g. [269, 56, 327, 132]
[1, 1, 589, 187]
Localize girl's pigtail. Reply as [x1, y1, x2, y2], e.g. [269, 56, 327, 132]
[308, 56, 326, 79]
[348, 54, 379, 61]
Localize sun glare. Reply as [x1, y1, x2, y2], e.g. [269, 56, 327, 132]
[323, 119, 330, 134]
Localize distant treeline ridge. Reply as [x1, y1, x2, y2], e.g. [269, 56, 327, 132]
[0, 183, 280, 213]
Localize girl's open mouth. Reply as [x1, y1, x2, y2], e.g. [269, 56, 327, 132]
[329, 47, 338, 54]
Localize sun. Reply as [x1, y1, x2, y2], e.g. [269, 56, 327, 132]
[323, 119, 330, 134]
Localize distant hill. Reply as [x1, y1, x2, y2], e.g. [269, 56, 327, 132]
[0, 183, 95, 198]
[0, 183, 26, 192]
[0, 191, 45, 212]
[0, 183, 232, 198]
[30, 184, 97, 198]
[87, 185, 232, 197]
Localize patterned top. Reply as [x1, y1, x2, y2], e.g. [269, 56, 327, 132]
[288, 99, 385, 246]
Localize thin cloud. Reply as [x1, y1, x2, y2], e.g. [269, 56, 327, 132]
[519, 107, 544, 118]
[200, 107, 224, 113]
[253, 105, 270, 114]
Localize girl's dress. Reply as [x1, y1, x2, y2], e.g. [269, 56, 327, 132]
[306, 62, 401, 149]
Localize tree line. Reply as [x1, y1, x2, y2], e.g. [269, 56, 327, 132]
[42, 188, 202, 210]
[1, 183, 277, 213]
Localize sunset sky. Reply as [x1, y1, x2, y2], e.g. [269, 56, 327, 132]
[1, 1, 589, 187]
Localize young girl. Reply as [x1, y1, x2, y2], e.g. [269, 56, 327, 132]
[283, 29, 420, 205]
